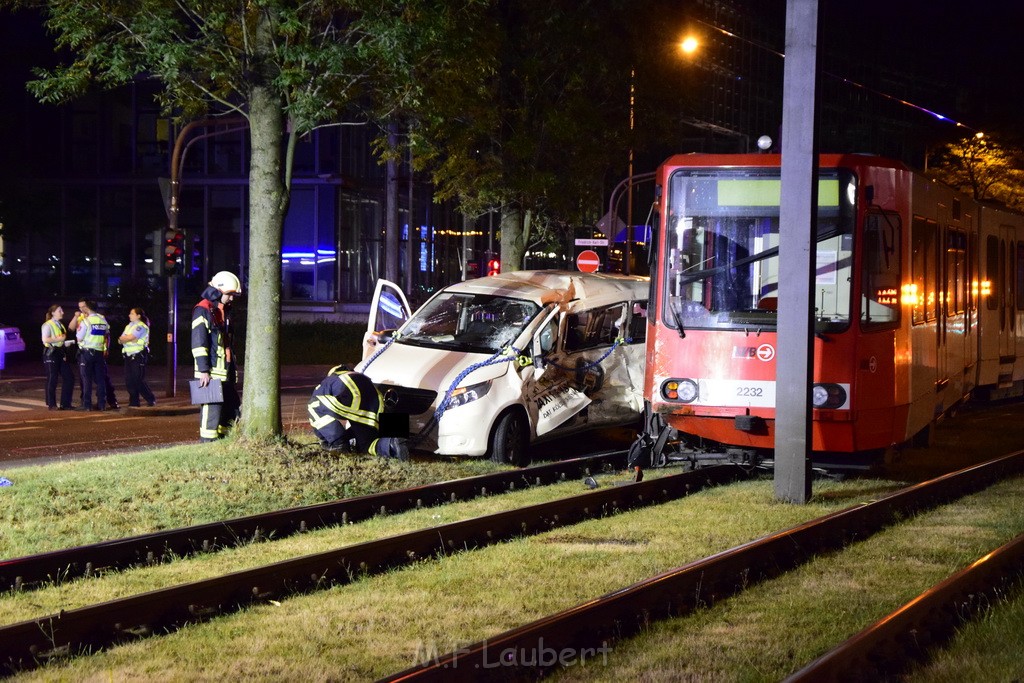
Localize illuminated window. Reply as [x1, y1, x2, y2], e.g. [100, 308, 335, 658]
[861, 212, 901, 329]
[911, 217, 938, 324]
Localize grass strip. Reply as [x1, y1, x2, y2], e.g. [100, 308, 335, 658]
[5, 476, 913, 681]
[0, 437, 506, 559]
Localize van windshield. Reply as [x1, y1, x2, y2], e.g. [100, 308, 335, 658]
[398, 293, 541, 354]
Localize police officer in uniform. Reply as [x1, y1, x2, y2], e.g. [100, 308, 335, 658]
[118, 307, 157, 407]
[307, 365, 408, 460]
[41, 304, 75, 410]
[192, 271, 242, 441]
[74, 299, 111, 411]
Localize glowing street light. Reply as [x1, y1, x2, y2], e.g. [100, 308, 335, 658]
[680, 35, 699, 55]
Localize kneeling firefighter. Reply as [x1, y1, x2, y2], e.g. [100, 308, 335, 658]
[308, 365, 409, 460]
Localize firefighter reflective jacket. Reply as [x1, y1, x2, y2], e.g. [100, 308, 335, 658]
[307, 366, 383, 432]
[191, 287, 233, 380]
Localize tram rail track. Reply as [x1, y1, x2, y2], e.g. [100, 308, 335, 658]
[0, 450, 628, 593]
[788, 529, 1024, 681]
[0, 461, 749, 675]
[383, 449, 1024, 681]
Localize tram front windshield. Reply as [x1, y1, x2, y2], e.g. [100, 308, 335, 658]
[663, 168, 856, 332]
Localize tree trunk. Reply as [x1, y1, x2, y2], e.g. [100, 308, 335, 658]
[239, 19, 287, 440]
[499, 207, 525, 272]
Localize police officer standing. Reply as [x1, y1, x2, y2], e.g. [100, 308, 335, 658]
[308, 365, 409, 459]
[118, 307, 157, 408]
[192, 271, 242, 441]
[41, 304, 75, 410]
[74, 299, 111, 411]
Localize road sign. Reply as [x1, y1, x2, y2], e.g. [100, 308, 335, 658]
[574, 238, 609, 247]
[576, 249, 600, 273]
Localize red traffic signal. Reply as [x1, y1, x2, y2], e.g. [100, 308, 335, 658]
[487, 259, 500, 276]
[164, 229, 185, 276]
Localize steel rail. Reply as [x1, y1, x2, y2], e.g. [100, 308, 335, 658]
[787, 531, 1024, 682]
[382, 449, 1024, 681]
[0, 465, 748, 675]
[0, 451, 627, 593]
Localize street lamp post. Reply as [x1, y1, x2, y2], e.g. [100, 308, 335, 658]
[625, 68, 635, 275]
[164, 117, 247, 396]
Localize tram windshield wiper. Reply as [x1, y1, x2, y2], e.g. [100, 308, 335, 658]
[669, 297, 686, 339]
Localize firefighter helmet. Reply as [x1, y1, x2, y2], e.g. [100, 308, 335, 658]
[209, 271, 242, 295]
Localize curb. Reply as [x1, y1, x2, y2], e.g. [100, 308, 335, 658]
[122, 405, 200, 417]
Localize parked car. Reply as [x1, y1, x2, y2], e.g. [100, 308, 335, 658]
[357, 270, 649, 465]
[1, 323, 25, 353]
[0, 323, 25, 369]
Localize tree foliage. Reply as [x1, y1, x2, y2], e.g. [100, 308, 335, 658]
[928, 134, 1024, 212]
[4, 0, 483, 440]
[406, 0, 635, 270]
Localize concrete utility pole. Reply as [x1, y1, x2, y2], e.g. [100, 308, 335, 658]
[774, 0, 821, 503]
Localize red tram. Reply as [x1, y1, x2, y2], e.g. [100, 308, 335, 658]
[632, 153, 1024, 470]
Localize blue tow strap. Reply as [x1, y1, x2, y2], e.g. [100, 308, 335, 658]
[433, 345, 524, 424]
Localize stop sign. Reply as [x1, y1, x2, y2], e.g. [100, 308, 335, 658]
[576, 249, 600, 273]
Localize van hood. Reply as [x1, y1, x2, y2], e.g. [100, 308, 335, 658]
[361, 340, 512, 392]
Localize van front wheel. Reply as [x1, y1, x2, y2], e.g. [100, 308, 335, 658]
[489, 410, 530, 467]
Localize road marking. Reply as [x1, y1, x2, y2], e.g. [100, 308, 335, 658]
[1, 397, 47, 407]
[97, 417, 145, 423]
[0, 404, 32, 412]
[0, 426, 40, 432]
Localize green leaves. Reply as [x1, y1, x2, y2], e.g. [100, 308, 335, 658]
[929, 134, 1024, 211]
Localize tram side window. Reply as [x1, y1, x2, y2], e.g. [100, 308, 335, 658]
[946, 229, 967, 316]
[911, 217, 938, 324]
[861, 212, 901, 329]
[986, 236, 999, 311]
[1017, 243, 1024, 311]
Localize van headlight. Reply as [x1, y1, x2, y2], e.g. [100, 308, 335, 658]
[812, 383, 847, 409]
[447, 381, 492, 409]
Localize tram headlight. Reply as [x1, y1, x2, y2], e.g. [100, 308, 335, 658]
[662, 378, 698, 403]
[811, 383, 847, 409]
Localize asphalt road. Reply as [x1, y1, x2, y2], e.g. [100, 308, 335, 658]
[3, 353, 1022, 478]
[0, 357, 331, 467]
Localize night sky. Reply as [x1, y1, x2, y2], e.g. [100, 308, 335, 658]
[2, 2, 1023, 164]
[821, 0, 1024, 135]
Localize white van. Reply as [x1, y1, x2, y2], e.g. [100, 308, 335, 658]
[358, 270, 649, 465]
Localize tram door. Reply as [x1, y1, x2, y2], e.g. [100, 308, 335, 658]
[999, 225, 1017, 359]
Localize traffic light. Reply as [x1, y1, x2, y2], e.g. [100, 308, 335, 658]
[144, 229, 164, 275]
[164, 228, 185, 276]
[487, 259, 501, 276]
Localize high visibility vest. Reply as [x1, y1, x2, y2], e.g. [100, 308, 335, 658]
[122, 321, 149, 356]
[79, 313, 109, 352]
[43, 320, 65, 348]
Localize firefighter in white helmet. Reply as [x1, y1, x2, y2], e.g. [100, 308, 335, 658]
[191, 271, 243, 441]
